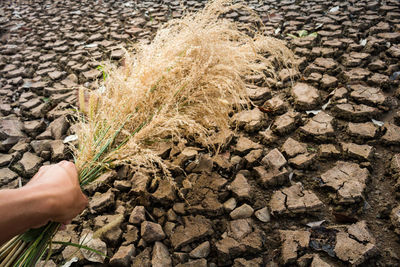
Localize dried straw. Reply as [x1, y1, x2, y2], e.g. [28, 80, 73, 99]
[73, 0, 296, 176]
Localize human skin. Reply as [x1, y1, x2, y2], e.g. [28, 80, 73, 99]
[0, 161, 88, 245]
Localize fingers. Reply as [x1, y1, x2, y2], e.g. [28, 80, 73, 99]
[58, 161, 79, 184]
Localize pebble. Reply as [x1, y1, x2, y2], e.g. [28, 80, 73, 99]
[223, 198, 237, 211]
[129, 206, 146, 225]
[109, 244, 135, 267]
[152, 241, 172, 267]
[229, 173, 251, 200]
[189, 241, 210, 258]
[255, 207, 271, 223]
[141, 221, 166, 243]
[230, 204, 254, 219]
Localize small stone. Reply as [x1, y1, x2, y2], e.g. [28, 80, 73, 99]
[313, 57, 337, 70]
[21, 98, 42, 111]
[0, 153, 13, 167]
[164, 222, 176, 237]
[48, 70, 64, 80]
[49, 115, 69, 140]
[341, 143, 374, 161]
[254, 207, 270, 222]
[114, 180, 131, 192]
[279, 68, 297, 83]
[0, 117, 26, 150]
[23, 120, 46, 136]
[320, 74, 338, 89]
[377, 32, 400, 42]
[189, 241, 210, 258]
[282, 137, 307, 157]
[233, 108, 265, 132]
[382, 124, 400, 145]
[229, 173, 251, 200]
[368, 60, 386, 71]
[300, 112, 335, 140]
[279, 230, 310, 264]
[129, 206, 146, 225]
[0, 168, 18, 187]
[0, 104, 11, 115]
[263, 95, 287, 115]
[215, 237, 242, 264]
[320, 161, 369, 204]
[49, 140, 66, 160]
[292, 82, 320, 110]
[234, 136, 262, 154]
[122, 225, 139, 245]
[331, 87, 348, 100]
[244, 149, 262, 165]
[131, 172, 150, 195]
[254, 165, 288, 187]
[170, 215, 214, 250]
[132, 247, 151, 267]
[349, 84, 386, 106]
[109, 244, 135, 267]
[152, 241, 172, 267]
[82, 69, 101, 80]
[259, 128, 278, 145]
[80, 231, 107, 263]
[173, 202, 186, 215]
[261, 148, 287, 169]
[270, 183, 323, 215]
[88, 33, 103, 42]
[191, 154, 213, 173]
[230, 204, 254, 219]
[347, 221, 375, 243]
[152, 179, 176, 204]
[348, 122, 377, 139]
[343, 68, 371, 82]
[173, 147, 198, 167]
[289, 153, 316, 169]
[272, 111, 300, 135]
[141, 221, 166, 243]
[333, 103, 379, 122]
[86, 171, 117, 194]
[306, 72, 322, 83]
[246, 85, 271, 101]
[89, 189, 115, 213]
[111, 49, 125, 59]
[334, 231, 377, 265]
[229, 219, 252, 240]
[12, 152, 42, 177]
[319, 144, 340, 158]
[223, 198, 237, 211]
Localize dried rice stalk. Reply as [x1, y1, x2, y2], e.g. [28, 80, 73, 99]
[74, 0, 296, 176]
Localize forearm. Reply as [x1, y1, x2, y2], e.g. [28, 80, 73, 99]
[0, 187, 52, 245]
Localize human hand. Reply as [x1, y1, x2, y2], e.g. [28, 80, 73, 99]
[24, 161, 88, 227]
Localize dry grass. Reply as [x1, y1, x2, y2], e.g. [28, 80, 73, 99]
[74, 0, 296, 177]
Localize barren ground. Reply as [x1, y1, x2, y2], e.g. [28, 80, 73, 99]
[1, 0, 400, 266]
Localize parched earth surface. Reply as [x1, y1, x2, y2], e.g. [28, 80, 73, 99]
[1, 0, 400, 266]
